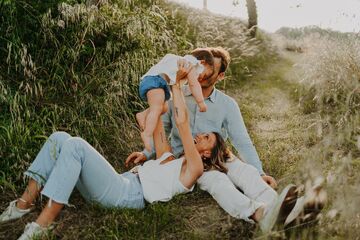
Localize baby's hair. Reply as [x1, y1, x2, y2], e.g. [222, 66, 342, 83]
[190, 48, 214, 66]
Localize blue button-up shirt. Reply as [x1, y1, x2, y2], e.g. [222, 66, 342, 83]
[143, 86, 264, 175]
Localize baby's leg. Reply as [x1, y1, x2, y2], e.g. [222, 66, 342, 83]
[136, 109, 148, 131]
[136, 103, 167, 131]
[142, 88, 165, 151]
[187, 75, 207, 112]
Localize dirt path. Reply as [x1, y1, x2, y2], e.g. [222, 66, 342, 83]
[227, 52, 310, 191]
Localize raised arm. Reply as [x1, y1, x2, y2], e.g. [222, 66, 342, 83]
[153, 115, 172, 159]
[171, 62, 203, 189]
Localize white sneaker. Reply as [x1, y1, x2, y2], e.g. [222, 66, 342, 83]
[259, 184, 297, 233]
[0, 200, 32, 222]
[18, 222, 51, 240]
[284, 196, 305, 226]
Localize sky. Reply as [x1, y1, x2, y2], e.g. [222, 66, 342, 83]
[170, 0, 360, 33]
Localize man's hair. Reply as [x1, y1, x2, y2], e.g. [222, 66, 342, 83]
[203, 132, 230, 173]
[191, 48, 214, 66]
[208, 47, 231, 74]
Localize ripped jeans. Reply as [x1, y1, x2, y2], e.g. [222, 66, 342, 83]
[24, 131, 144, 209]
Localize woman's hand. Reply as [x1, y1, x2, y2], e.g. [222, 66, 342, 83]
[125, 152, 147, 167]
[176, 59, 193, 83]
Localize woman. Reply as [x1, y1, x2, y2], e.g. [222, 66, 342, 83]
[0, 61, 230, 240]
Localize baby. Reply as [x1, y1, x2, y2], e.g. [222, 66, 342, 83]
[137, 48, 215, 151]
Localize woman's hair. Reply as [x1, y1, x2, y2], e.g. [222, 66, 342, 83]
[202, 132, 230, 173]
[191, 48, 214, 66]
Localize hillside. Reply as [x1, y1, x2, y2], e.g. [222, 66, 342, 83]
[0, 0, 275, 239]
[2, 1, 358, 239]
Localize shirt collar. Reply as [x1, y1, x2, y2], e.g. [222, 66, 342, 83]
[183, 85, 218, 103]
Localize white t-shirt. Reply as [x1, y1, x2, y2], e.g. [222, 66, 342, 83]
[138, 152, 194, 203]
[141, 54, 204, 85]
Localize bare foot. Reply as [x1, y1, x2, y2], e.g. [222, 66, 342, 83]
[141, 132, 152, 152]
[198, 102, 207, 112]
[251, 206, 265, 223]
[136, 111, 147, 131]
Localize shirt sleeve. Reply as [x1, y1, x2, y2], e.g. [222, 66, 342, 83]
[224, 98, 265, 175]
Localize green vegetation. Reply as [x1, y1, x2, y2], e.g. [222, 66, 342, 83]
[3, 0, 357, 238]
[0, 0, 270, 186]
[275, 28, 360, 239]
[0, 0, 273, 238]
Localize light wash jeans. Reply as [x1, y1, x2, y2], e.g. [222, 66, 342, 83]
[24, 131, 145, 209]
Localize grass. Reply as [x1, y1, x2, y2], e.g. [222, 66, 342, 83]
[0, 0, 273, 239]
[3, 1, 357, 239]
[226, 54, 309, 183]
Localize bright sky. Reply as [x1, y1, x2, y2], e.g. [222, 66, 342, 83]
[170, 0, 360, 33]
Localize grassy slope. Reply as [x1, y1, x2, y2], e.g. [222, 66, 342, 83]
[5, 1, 351, 238]
[1, 48, 314, 240]
[0, 1, 275, 239]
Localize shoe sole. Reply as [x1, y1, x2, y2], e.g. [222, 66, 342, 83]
[260, 184, 297, 233]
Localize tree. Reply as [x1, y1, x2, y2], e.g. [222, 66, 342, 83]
[233, 0, 258, 37]
[245, 0, 257, 37]
[203, 0, 208, 11]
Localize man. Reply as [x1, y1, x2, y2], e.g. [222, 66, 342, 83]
[127, 47, 279, 222]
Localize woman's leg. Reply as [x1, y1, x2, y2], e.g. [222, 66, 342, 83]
[35, 136, 144, 226]
[19, 131, 72, 209]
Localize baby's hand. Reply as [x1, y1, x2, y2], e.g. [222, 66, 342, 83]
[198, 101, 207, 112]
[176, 59, 192, 83]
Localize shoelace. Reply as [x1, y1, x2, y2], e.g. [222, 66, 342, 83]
[2, 199, 32, 219]
[2, 201, 16, 217]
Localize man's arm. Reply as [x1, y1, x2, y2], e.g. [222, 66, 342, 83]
[225, 98, 277, 188]
[224, 98, 265, 175]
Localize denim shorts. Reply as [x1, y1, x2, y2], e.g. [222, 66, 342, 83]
[139, 75, 171, 101]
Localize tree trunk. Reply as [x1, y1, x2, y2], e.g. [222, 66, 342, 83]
[203, 0, 208, 11]
[246, 0, 257, 37]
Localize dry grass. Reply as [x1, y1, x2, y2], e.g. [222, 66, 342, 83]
[273, 27, 360, 239]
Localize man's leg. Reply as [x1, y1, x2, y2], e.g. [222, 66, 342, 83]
[197, 171, 264, 222]
[226, 159, 278, 216]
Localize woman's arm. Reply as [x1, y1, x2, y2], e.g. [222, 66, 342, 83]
[171, 64, 203, 188]
[153, 115, 173, 160]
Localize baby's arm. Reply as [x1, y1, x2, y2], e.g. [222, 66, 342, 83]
[187, 68, 207, 112]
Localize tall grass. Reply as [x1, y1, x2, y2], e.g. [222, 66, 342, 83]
[0, 0, 269, 190]
[0, 1, 275, 238]
[163, 2, 276, 84]
[295, 34, 360, 238]
[0, 0, 190, 188]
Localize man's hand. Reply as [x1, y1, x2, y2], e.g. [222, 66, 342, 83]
[262, 175, 277, 189]
[125, 152, 147, 167]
